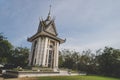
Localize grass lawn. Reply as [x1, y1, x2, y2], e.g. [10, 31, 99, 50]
[20, 75, 120, 80]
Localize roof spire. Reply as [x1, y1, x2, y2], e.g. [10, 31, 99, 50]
[46, 5, 51, 21]
[48, 0, 52, 16]
[48, 5, 51, 16]
[46, 0, 52, 21]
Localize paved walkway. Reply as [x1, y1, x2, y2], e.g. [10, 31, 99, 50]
[0, 78, 37, 80]
[0, 78, 3, 80]
[0, 77, 18, 80]
[0, 74, 3, 80]
[0, 74, 18, 80]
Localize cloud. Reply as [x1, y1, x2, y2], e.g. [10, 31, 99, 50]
[55, 0, 120, 51]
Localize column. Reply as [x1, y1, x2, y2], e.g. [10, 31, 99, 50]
[42, 37, 48, 66]
[36, 38, 41, 65]
[56, 42, 59, 68]
[28, 42, 34, 66]
[53, 41, 57, 68]
[53, 41, 59, 71]
[46, 39, 50, 67]
[40, 37, 44, 66]
[38, 37, 42, 66]
[33, 40, 37, 65]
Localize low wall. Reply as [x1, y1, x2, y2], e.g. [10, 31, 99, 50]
[3, 70, 85, 78]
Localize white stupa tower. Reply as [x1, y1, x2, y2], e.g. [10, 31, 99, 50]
[27, 9, 65, 71]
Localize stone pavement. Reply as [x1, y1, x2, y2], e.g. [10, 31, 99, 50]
[0, 74, 3, 80]
[0, 78, 3, 80]
[0, 78, 37, 80]
[0, 74, 18, 80]
[0, 77, 18, 80]
[0, 74, 36, 80]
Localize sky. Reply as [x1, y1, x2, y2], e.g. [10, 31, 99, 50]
[0, 0, 120, 52]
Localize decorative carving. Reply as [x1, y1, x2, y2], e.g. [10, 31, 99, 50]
[46, 24, 56, 35]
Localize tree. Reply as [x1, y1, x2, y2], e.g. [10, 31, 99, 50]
[0, 33, 29, 68]
[78, 49, 96, 73]
[59, 49, 80, 70]
[59, 51, 64, 68]
[0, 33, 13, 64]
[59, 47, 120, 77]
[97, 47, 120, 77]
[11, 47, 29, 67]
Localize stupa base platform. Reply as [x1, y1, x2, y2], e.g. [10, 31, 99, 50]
[2, 70, 85, 78]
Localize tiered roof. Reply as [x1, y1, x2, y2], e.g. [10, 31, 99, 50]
[28, 13, 65, 44]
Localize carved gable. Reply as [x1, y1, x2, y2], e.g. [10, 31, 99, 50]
[45, 24, 57, 36]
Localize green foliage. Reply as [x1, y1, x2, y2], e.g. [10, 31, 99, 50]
[59, 49, 80, 70]
[0, 33, 29, 67]
[10, 47, 29, 67]
[0, 33, 13, 64]
[59, 47, 120, 77]
[97, 47, 120, 77]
